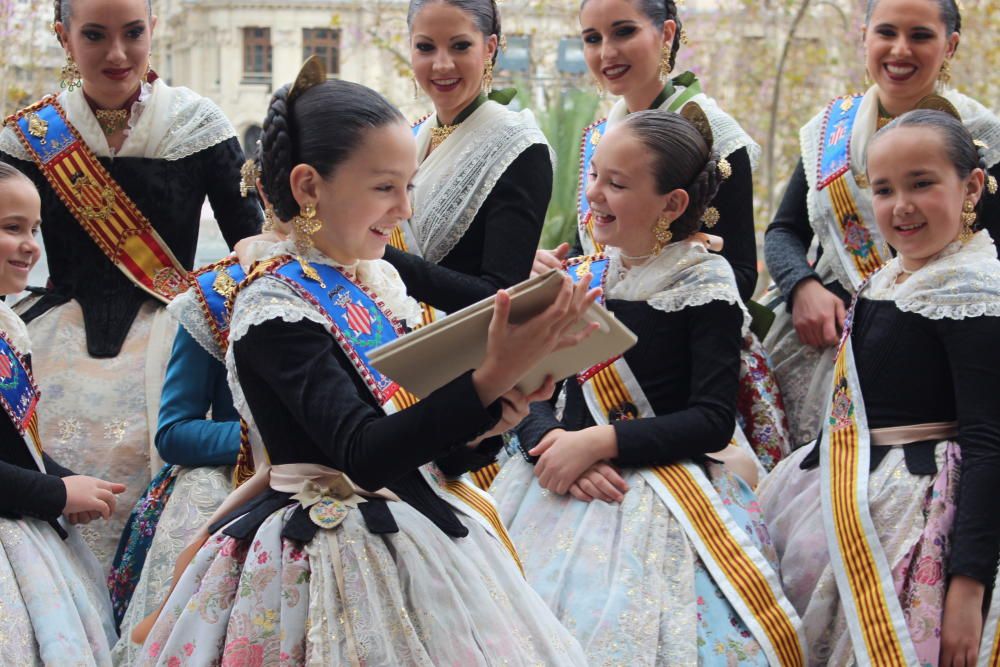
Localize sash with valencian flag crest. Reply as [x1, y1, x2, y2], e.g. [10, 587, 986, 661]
[241, 256, 524, 571]
[0, 331, 44, 472]
[6, 97, 188, 303]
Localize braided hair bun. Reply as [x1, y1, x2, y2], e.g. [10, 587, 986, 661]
[621, 108, 723, 242]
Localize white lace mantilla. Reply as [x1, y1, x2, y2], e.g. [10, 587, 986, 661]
[865, 230, 1000, 320]
[411, 101, 552, 264]
[0, 79, 235, 161]
[0, 300, 31, 354]
[606, 87, 761, 169]
[605, 241, 751, 335]
[166, 287, 223, 361]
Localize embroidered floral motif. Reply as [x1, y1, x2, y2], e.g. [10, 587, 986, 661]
[829, 378, 854, 432]
[736, 337, 790, 470]
[842, 213, 875, 258]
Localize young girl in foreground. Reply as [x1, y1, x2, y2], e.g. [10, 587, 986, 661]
[759, 109, 1000, 666]
[0, 162, 123, 664]
[491, 109, 804, 665]
[138, 64, 592, 665]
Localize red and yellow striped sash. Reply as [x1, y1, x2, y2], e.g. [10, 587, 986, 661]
[827, 175, 884, 281]
[7, 98, 187, 303]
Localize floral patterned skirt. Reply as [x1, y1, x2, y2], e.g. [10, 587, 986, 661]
[0, 516, 117, 666]
[491, 456, 776, 666]
[112, 465, 232, 666]
[758, 442, 959, 666]
[139, 499, 587, 666]
[738, 333, 792, 471]
[22, 299, 176, 569]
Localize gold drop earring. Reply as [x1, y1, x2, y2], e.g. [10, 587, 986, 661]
[658, 45, 672, 83]
[651, 214, 673, 254]
[938, 58, 952, 89]
[60, 54, 82, 91]
[482, 59, 494, 94]
[959, 199, 976, 242]
[290, 203, 326, 286]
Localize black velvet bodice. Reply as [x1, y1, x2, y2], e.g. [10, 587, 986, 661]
[1, 137, 262, 357]
[517, 298, 744, 467]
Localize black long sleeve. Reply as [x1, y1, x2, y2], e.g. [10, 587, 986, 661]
[612, 301, 742, 466]
[385, 144, 552, 311]
[711, 148, 758, 301]
[204, 137, 265, 248]
[938, 315, 1000, 584]
[764, 158, 819, 307]
[233, 318, 502, 492]
[0, 460, 67, 521]
[515, 300, 742, 467]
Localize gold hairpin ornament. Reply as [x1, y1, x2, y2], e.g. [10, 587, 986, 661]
[287, 55, 327, 105]
[239, 159, 260, 198]
[680, 102, 714, 151]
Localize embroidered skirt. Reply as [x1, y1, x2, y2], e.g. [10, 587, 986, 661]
[112, 465, 232, 666]
[758, 442, 959, 666]
[137, 498, 587, 666]
[491, 456, 775, 666]
[738, 333, 791, 471]
[22, 299, 176, 568]
[0, 516, 117, 666]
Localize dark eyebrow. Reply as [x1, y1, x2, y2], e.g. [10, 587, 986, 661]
[873, 21, 936, 32]
[373, 168, 407, 177]
[80, 20, 145, 30]
[582, 18, 637, 34]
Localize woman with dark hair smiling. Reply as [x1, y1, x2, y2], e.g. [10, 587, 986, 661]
[763, 0, 1000, 449]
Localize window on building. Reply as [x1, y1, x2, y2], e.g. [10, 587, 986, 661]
[242, 27, 272, 84]
[557, 36, 587, 74]
[303, 28, 341, 76]
[497, 34, 531, 73]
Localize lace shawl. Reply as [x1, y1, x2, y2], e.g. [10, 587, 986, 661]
[0, 300, 31, 354]
[865, 230, 1000, 320]
[606, 88, 761, 169]
[411, 101, 552, 264]
[605, 241, 751, 335]
[0, 79, 236, 161]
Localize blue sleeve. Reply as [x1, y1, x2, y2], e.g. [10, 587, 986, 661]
[155, 327, 241, 466]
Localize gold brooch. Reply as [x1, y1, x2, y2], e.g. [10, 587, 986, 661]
[26, 112, 48, 144]
[718, 157, 732, 180]
[701, 207, 720, 228]
[590, 127, 601, 146]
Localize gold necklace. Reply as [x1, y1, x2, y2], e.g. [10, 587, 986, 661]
[94, 108, 129, 136]
[429, 124, 457, 153]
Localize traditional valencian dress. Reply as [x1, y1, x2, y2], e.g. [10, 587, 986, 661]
[763, 87, 1000, 446]
[759, 231, 1000, 666]
[0, 300, 117, 665]
[110, 256, 246, 665]
[138, 240, 587, 665]
[0, 79, 261, 566]
[577, 79, 790, 471]
[490, 242, 805, 666]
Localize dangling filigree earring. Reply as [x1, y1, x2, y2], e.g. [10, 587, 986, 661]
[593, 76, 605, 98]
[651, 214, 673, 254]
[145, 52, 154, 83]
[412, 76, 419, 100]
[291, 203, 325, 285]
[658, 45, 672, 83]
[60, 54, 82, 92]
[959, 199, 976, 242]
[482, 59, 494, 94]
[262, 205, 277, 233]
[937, 58, 952, 90]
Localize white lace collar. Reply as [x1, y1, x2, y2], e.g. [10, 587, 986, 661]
[605, 241, 750, 334]
[0, 300, 31, 354]
[865, 230, 1000, 320]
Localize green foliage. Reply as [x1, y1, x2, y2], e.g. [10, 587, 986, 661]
[529, 87, 601, 248]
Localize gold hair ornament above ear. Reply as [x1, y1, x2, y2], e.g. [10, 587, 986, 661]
[701, 207, 720, 228]
[239, 159, 260, 198]
[973, 140, 998, 195]
[288, 55, 326, 105]
[680, 102, 714, 151]
[914, 94, 962, 120]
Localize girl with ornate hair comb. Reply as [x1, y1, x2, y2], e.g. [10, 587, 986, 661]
[492, 108, 805, 666]
[135, 60, 593, 666]
[763, 0, 1000, 449]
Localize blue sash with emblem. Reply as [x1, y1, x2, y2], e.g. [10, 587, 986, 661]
[189, 256, 247, 358]
[817, 94, 864, 190]
[0, 332, 44, 470]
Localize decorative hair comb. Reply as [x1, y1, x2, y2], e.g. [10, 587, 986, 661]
[914, 94, 961, 120]
[287, 55, 327, 105]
